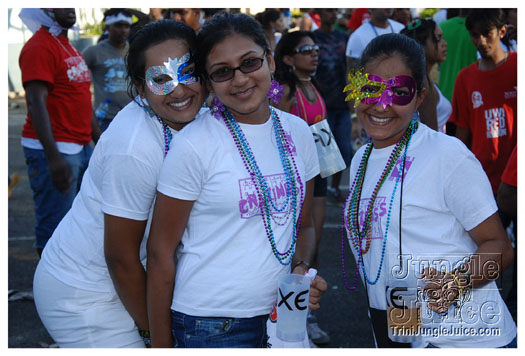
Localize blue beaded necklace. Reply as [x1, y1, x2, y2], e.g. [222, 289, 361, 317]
[140, 100, 173, 157]
[156, 116, 173, 157]
[341, 121, 418, 288]
[222, 106, 304, 265]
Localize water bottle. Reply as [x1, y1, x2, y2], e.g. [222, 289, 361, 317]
[95, 98, 111, 120]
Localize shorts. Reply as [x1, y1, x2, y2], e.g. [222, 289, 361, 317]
[171, 310, 268, 348]
[313, 174, 327, 197]
[33, 262, 145, 348]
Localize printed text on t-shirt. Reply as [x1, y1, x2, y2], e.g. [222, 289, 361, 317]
[485, 107, 507, 139]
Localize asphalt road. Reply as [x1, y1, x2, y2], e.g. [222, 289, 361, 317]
[7, 96, 375, 348]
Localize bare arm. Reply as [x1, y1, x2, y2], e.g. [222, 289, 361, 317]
[104, 215, 149, 333]
[290, 179, 328, 310]
[25, 80, 72, 192]
[423, 213, 514, 312]
[417, 76, 438, 130]
[91, 114, 101, 144]
[497, 182, 517, 219]
[455, 126, 472, 149]
[461, 213, 514, 288]
[147, 193, 194, 347]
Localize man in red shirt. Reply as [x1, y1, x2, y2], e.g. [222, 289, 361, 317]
[19, 8, 99, 255]
[449, 9, 516, 199]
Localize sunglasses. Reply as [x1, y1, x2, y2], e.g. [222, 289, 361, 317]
[294, 44, 320, 55]
[209, 57, 265, 82]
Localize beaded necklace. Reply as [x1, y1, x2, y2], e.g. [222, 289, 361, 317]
[341, 121, 418, 288]
[139, 101, 172, 157]
[221, 106, 304, 265]
[156, 116, 173, 157]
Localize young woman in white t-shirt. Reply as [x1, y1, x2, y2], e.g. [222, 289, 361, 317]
[146, 12, 327, 348]
[342, 33, 515, 348]
[32, 20, 205, 347]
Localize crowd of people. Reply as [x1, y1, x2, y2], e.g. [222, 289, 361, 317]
[15, 7, 517, 348]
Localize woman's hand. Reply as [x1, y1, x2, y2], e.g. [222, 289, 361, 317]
[421, 267, 461, 314]
[308, 275, 327, 311]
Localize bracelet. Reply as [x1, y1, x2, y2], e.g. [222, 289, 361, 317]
[292, 260, 311, 271]
[139, 329, 151, 348]
[456, 266, 471, 286]
[446, 272, 463, 299]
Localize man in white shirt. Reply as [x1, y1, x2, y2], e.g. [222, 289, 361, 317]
[345, 9, 405, 72]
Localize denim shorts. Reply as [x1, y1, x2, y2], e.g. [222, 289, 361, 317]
[23, 145, 92, 249]
[326, 108, 353, 166]
[171, 310, 269, 348]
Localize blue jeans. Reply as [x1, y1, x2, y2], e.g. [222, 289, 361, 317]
[171, 310, 268, 348]
[23, 145, 92, 249]
[326, 108, 353, 166]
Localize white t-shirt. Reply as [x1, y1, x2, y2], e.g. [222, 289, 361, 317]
[345, 19, 405, 59]
[346, 124, 516, 347]
[39, 99, 186, 293]
[157, 108, 320, 318]
[434, 83, 452, 133]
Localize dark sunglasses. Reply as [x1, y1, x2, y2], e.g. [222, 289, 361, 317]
[209, 57, 265, 82]
[294, 44, 320, 55]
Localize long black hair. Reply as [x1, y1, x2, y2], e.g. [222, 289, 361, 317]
[274, 31, 322, 100]
[126, 19, 198, 102]
[360, 33, 426, 93]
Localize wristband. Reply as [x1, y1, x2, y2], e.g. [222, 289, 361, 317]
[139, 329, 151, 348]
[456, 266, 471, 286]
[446, 272, 463, 299]
[292, 260, 311, 271]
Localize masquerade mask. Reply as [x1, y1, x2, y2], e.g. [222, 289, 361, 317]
[145, 52, 197, 95]
[343, 70, 417, 108]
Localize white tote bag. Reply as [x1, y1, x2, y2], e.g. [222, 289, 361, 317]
[310, 120, 346, 178]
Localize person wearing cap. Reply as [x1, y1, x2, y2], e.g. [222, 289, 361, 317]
[83, 8, 133, 132]
[18, 8, 95, 256]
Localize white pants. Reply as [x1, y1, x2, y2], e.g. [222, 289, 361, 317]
[33, 262, 145, 348]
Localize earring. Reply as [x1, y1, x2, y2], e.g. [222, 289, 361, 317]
[267, 79, 284, 104]
[210, 95, 225, 120]
[138, 96, 156, 118]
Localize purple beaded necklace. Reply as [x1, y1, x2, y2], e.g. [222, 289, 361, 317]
[341, 121, 418, 289]
[156, 116, 173, 157]
[221, 106, 304, 265]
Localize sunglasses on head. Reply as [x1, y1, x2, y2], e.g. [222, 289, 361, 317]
[208, 56, 265, 83]
[294, 44, 320, 55]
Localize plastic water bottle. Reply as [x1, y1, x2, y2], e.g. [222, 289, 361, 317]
[95, 98, 111, 120]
